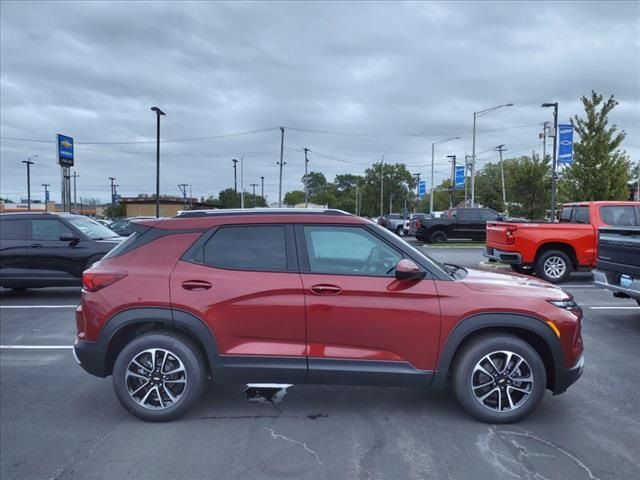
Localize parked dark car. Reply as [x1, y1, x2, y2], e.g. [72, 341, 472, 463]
[593, 225, 640, 305]
[408, 213, 430, 237]
[110, 216, 155, 236]
[416, 208, 505, 243]
[75, 208, 583, 423]
[0, 212, 123, 289]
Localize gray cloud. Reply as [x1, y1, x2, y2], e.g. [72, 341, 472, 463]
[1, 0, 638, 204]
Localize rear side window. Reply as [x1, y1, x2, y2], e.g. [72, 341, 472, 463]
[601, 206, 637, 226]
[479, 209, 498, 220]
[458, 209, 479, 220]
[574, 207, 590, 224]
[0, 219, 28, 240]
[31, 219, 73, 240]
[203, 225, 287, 271]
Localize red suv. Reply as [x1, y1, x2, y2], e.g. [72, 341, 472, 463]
[74, 209, 584, 423]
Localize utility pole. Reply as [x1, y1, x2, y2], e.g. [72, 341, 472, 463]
[22, 158, 35, 211]
[278, 127, 285, 207]
[109, 177, 116, 220]
[178, 183, 189, 210]
[636, 159, 640, 201]
[464, 153, 470, 206]
[304, 148, 310, 208]
[260, 176, 265, 200]
[232, 159, 238, 194]
[447, 155, 456, 209]
[71, 171, 79, 212]
[494, 145, 507, 214]
[540, 121, 550, 162]
[150, 106, 166, 218]
[542, 103, 559, 222]
[380, 155, 384, 217]
[42, 184, 50, 212]
[240, 156, 245, 209]
[413, 173, 421, 213]
[250, 183, 258, 207]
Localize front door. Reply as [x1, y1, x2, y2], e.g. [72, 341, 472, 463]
[297, 224, 441, 386]
[28, 218, 84, 283]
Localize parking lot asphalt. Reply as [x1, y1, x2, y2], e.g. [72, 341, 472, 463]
[1, 249, 639, 480]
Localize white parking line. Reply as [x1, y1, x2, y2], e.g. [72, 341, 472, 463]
[561, 285, 596, 288]
[0, 305, 77, 309]
[587, 306, 640, 310]
[0, 345, 73, 349]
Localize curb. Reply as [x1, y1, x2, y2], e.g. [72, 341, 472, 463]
[478, 260, 511, 270]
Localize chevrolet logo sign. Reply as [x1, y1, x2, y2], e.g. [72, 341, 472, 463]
[60, 140, 72, 148]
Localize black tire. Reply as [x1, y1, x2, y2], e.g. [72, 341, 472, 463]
[535, 250, 572, 283]
[396, 225, 404, 236]
[453, 334, 546, 423]
[429, 230, 448, 243]
[112, 331, 206, 422]
[510, 265, 534, 275]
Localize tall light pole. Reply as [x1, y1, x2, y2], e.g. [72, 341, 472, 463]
[260, 176, 265, 200]
[250, 183, 258, 207]
[109, 177, 116, 220]
[494, 144, 507, 214]
[380, 155, 384, 218]
[150, 106, 166, 218]
[304, 148, 310, 208]
[22, 156, 37, 211]
[232, 159, 238, 194]
[71, 171, 79, 212]
[240, 156, 245, 209]
[42, 184, 50, 212]
[542, 102, 559, 222]
[447, 155, 456, 209]
[471, 103, 513, 207]
[413, 173, 421, 213]
[430, 137, 459, 214]
[278, 127, 285, 207]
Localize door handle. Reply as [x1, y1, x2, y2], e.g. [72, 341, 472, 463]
[181, 280, 212, 291]
[30, 244, 43, 248]
[310, 284, 342, 295]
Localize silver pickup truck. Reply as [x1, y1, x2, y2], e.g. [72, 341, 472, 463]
[593, 226, 640, 305]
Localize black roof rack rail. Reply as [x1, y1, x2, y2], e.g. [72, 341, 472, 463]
[174, 208, 351, 218]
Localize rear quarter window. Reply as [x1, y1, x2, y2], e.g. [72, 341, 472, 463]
[600, 205, 637, 226]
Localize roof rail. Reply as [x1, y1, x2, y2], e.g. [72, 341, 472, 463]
[175, 208, 351, 218]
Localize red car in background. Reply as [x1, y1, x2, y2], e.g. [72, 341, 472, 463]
[74, 209, 583, 423]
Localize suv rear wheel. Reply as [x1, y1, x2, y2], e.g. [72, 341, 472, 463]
[429, 230, 448, 243]
[453, 334, 546, 423]
[112, 332, 205, 422]
[535, 250, 572, 283]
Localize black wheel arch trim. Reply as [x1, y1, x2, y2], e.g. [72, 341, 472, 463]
[431, 312, 565, 391]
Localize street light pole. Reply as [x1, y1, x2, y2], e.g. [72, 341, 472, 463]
[22, 155, 37, 211]
[380, 155, 384, 218]
[71, 171, 79, 212]
[304, 148, 310, 208]
[471, 103, 513, 207]
[42, 184, 50, 212]
[150, 106, 166, 218]
[240, 156, 245, 209]
[278, 127, 285, 207]
[250, 183, 258, 207]
[232, 159, 238, 194]
[494, 145, 507, 214]
[413, 173, 421, 213]
[447, 155, 456, 209]
[260, 176, 265, 200]
[109, 177, 116, 220]
[542, 102, 559, 222]
[430, 137, 459, 214]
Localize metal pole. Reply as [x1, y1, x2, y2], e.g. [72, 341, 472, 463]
[355, 183, 359, 216]
[429, 143, 435, 214]
[155, 113, 160, 217]
[389, 193, 393, 214]
[250, 183, 258, 207]
[42, 184, 50, 212]
[278, 127, 285, 207]
[542, 121, 548, 162]
[72, 171, 79, 212]
[232, 159, 238, 194]
[260, 176, 264, 199]
[548, 104, 559, 223]
[495, 145, 507, 214]
[304, 148, 309, 208]
[380, 155, 384, 217]
[464, 154, 469, 206]
[471, 112, 477, 207]
[413, 173, 420, 213]
[26, 162, 31, 211]
[240, 156, 245, 209]
[447, 155, 456, 209]
[109, 177, 116, 220]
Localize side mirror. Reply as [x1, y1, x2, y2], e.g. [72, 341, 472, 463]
[395, 259, 426, 281]
[60, 234, 80, 245]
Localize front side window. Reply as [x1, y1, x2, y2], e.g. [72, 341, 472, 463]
[203, 225, 287, 271]
[0, 219, 28, 240]
[303, 225, 402, 276]
[31, 219, 73, 241]
[559, 208, 572, 222]
[480, 209, 498, 220]
[601, 206, 637, 226]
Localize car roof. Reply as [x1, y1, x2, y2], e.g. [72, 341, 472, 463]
[0, 212, 79, 219]
[134, 208, 365, 230]
[563, 201, 640, 207]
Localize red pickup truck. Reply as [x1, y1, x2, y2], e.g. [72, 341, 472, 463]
[485, 201, 640, 283]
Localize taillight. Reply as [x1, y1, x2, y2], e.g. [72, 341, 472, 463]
[416, 219, 422, 229]
[82, 270, 128, 292]
[505, 226, 518, 245]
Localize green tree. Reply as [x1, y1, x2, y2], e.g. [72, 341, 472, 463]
[217, 188, 240, 208]
[302, 172, 328, 199]
[508, 154, 551, 220]
[358, 162, 416, 216]
[0, 197, 14, 203]
[103, 204, 125, 219]
[283, 190, 305, 206]
[560, 91, 630, 201]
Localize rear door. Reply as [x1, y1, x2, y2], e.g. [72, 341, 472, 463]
[170, 224, 307, 382]
[0, 217, 30, 284]
[297, 224, 441, 384]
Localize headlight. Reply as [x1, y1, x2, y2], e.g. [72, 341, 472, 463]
[548, 299, 582, 316]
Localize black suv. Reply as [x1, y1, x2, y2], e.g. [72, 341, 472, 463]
[416, 208, 503, 243]
[0, 212, 123, 289]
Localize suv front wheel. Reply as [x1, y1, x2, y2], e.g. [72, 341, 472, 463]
[453, 334, 546, 423]
[112, 332, 205, 422]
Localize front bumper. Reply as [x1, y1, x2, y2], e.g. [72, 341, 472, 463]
[73, 339, 108, 377]
[484, 247, 523, 265]
[593, 269, 640, 300]
[553, 354, 584, 395]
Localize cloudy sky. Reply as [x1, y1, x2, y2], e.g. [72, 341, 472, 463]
[1, 0, 638, 205]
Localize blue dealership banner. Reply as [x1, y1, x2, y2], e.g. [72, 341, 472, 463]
[558, 124, 574, 165]
[418, 180, 426, 198]
[455, 166, 465, 188]
[57, 134, 74, 167]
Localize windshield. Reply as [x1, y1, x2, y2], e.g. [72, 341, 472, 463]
[66, 216, 120, 240]
[369, 223, 452, 278]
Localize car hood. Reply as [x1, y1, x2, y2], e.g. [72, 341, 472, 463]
[462, 267, 569, 300]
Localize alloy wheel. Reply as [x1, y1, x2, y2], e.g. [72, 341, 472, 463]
[471, 350, 533, 413]
[543, 256, 567, 280]
[125, 348, 187, 410]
